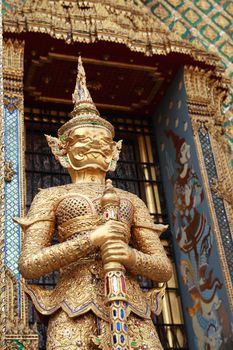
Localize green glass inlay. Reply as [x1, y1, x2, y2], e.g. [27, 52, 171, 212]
[224, 2, 233, 18]
[212, 12, 231, 30]
[2, 0, 26, 16]
[190, 36, 209, 49]
[131, 341, 138, 348]
[200, 24, 220, 44]
[151, 3, 171, 22]
[9, 340, 24, 350]
[219, 41, 233, 62]
[224, 120, 233, 143]
[182, 8, 202, 27]
[194, 0, 213, 15]
[95, 337, 101, 343]
[165, 0, 184, 10]
[169, 20, 190, 40]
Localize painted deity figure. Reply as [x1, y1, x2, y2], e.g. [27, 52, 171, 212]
[165, 130, 225, 349]
[17, 58, 172, 350]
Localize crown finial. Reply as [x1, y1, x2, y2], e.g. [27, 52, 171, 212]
[72, 56, 93, 106]
[58, 56, 115, 138]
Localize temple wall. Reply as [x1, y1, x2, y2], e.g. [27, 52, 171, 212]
[154, 67, 233, 349]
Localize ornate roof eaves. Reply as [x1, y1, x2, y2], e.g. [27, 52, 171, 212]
[2, 0, 223, 70]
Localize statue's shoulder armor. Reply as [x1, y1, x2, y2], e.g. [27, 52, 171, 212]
[14, 186, 70, 229]
[26, 185, 72, 220]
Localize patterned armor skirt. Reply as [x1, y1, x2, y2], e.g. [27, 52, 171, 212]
[46, 310, 163, 350]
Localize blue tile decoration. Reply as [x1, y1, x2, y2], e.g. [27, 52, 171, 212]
[120, 309, 124, 319]
[4, 97, 21, 280]
[4, 96, 22, 315]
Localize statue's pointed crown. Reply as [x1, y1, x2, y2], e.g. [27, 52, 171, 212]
[58, 57, 114, 138]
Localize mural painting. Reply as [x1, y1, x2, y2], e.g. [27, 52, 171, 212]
[155, 69, 233, 350]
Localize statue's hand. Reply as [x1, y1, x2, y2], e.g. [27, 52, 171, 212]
[101, 240, 136, 267]
[89, 220, 127, 247]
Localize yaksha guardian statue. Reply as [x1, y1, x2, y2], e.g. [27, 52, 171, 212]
[17, 58, 172, 350]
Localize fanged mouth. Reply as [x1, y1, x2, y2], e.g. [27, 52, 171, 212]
[73, 150, 109, 160]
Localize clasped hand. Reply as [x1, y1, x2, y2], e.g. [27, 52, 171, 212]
[90, 220, 135, 267]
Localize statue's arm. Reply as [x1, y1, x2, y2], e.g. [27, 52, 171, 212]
[128, 197, 172, 283]
[18, 190, 95, 279]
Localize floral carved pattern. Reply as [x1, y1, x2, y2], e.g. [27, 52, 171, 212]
[4, 160, 16, 183]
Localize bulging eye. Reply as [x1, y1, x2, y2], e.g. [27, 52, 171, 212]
[68, 136, 91, 146]
[99, 138, 113, 146]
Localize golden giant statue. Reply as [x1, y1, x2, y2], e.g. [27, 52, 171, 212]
[16, 58, 172, 350]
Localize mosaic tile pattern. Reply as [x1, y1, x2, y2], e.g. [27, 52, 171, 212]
[140, 0, 233, 117]
[4, 97, 21, 280]
[2, 0, 26, 16]
[198, 128, 233, 281]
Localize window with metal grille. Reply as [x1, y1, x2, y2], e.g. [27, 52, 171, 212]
[25, 106, 187, 349]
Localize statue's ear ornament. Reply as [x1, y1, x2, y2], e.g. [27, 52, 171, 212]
[45, 134, 70, 168]
[109, 140, 123, 172]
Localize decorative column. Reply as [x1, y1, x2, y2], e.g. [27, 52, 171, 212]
[184, 66, 233, 302]
[0, 3, 6, 348]
[154, 66, 233, 350]
[1, 38, 38, 349]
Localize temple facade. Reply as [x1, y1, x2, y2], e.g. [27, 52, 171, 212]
[0, 1, 232, 349]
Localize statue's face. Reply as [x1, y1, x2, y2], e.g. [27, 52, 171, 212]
[66, 126, 114, 171]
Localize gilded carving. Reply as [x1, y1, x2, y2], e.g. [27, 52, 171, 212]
[184, 66, 231, 155]
[185, 66, 233, 177]
[3, 39, 24, 80]
[16, 58, 172, 349]
[3, 0, 223, 68]
[5, 269, 38, 348]
[211, 178, 233, 207]
[3, 39, 24, 115]
[4, 160, 16, 183]
[1, 38, 39, 349]
[191, 117, 213, 137]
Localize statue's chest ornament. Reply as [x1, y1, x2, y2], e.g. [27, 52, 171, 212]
[55, 193, 134, 242]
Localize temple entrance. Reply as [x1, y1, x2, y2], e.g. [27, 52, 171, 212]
[14, 32, 188, 349]
[2, 1, 232, 349]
